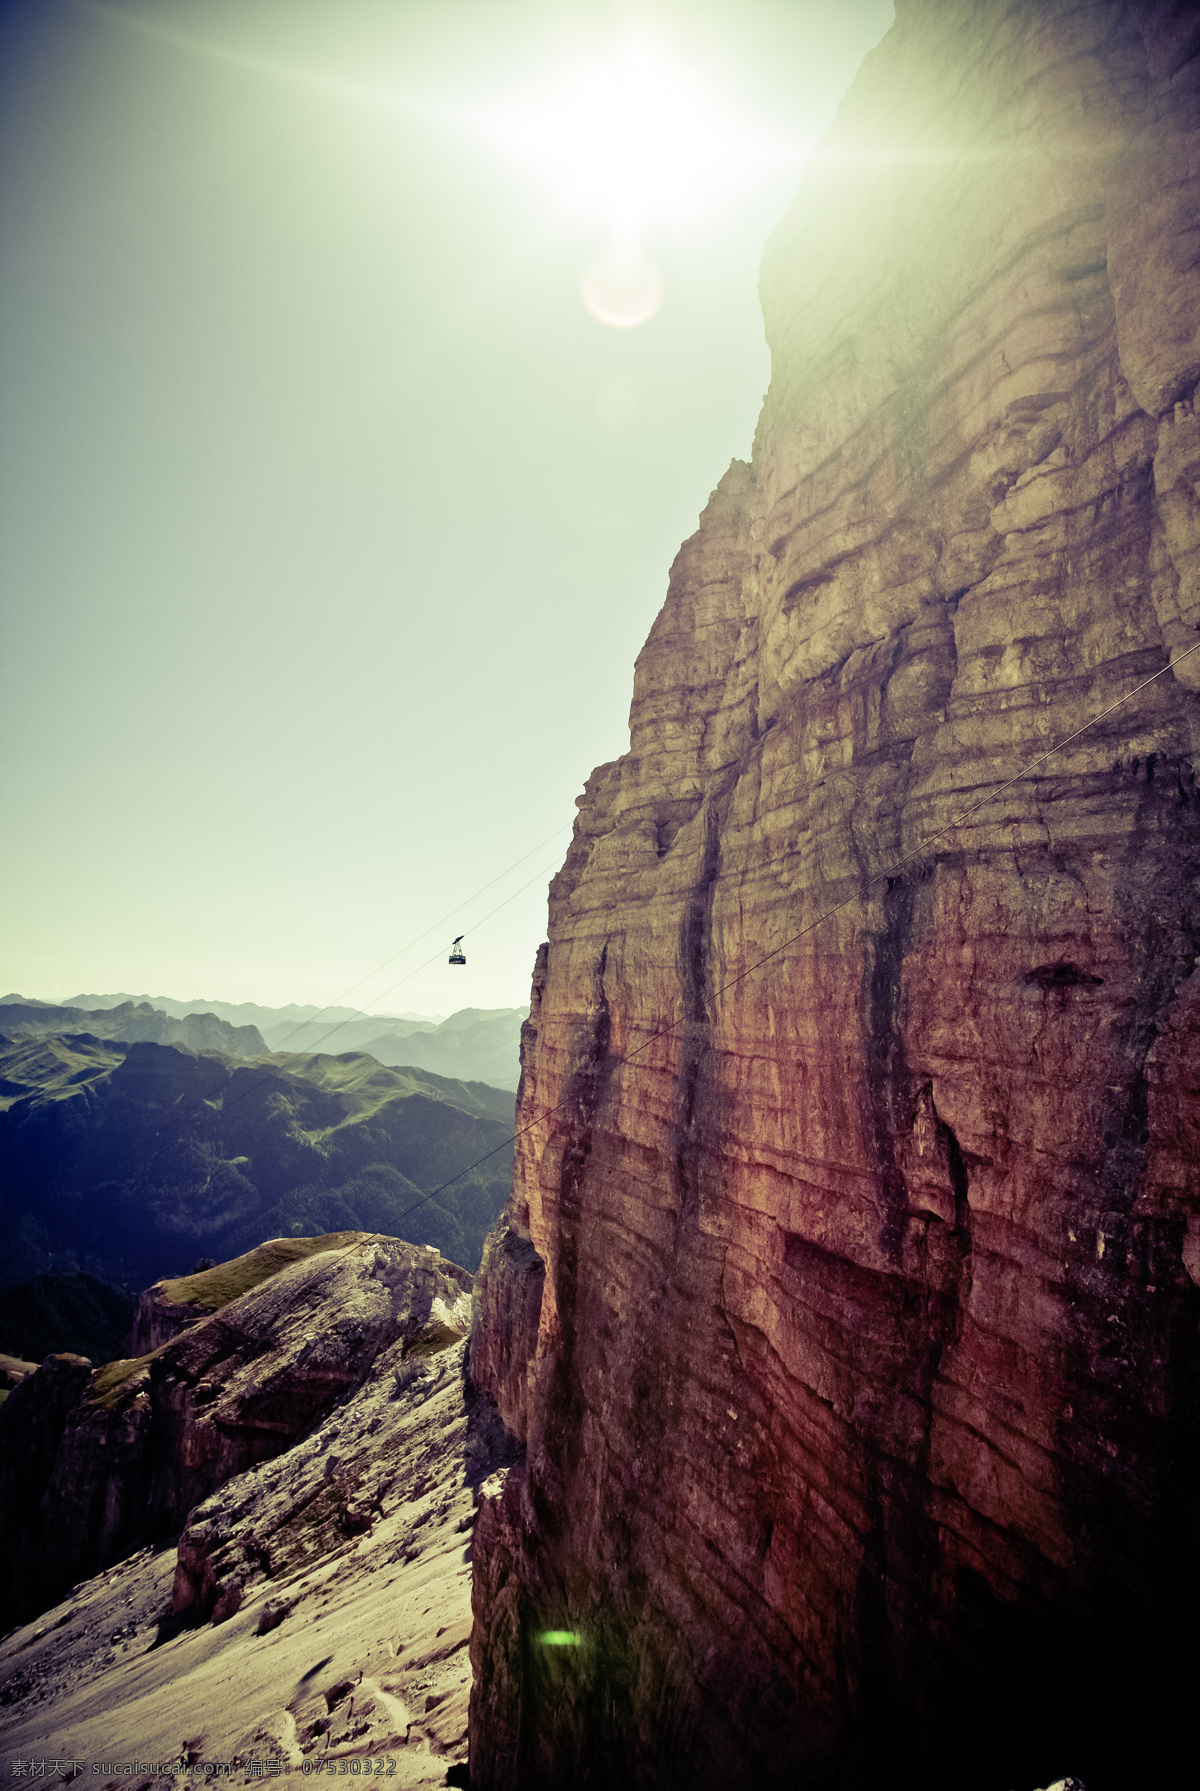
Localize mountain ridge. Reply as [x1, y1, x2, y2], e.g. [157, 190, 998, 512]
[63, 992, 446, 1030]
[56, 993, 529, 1088]
[0, 1033, 514, 1295]
[0, 997, 266, 1057]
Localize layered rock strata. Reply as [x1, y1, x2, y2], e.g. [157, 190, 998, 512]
[0, 1233, 472, 1628]
[469, 4, 1200, 1787]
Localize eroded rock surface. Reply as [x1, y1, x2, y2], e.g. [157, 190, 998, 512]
[0, 1233, 472, 1629]
[0, 1325, 504, 1786]
[469, 5, 1200, 1788]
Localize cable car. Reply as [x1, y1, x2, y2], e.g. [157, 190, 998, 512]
[448, 935, 466, 966]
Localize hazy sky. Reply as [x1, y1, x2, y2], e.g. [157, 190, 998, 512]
[1, 0, 893, 1017]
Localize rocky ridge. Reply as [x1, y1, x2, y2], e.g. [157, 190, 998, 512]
[0, 1233, 472, 1630]
[0, 1310, 498, 1786]
[469, 4, 1200, 1788]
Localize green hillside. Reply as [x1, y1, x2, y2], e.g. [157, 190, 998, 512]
[0, 1033, 514, 1295]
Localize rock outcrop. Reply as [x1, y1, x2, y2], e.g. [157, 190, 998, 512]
[0, 1233, 472, 1628]
[0, 1351, 37, 1391]
[0, 1291, 506, 1786]
[127, 1234, 365, 1354]
[469, 5, 1200, 1788]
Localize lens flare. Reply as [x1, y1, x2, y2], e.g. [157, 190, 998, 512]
[581, 250, 663, 329]
[458, 35, 800, 325]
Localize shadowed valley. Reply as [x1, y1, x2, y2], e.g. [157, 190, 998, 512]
[0, 1025, 514, 1359]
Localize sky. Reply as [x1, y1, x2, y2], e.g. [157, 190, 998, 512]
[0, 0, 894, 1018]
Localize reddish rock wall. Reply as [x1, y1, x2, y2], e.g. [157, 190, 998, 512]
[469, 4, 1200, 1787]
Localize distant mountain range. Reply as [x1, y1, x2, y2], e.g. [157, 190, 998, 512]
[0, 1031, 515, 1305]
[63, 993, 528, 1089]
[65, 993, 443, 1031]
[0, 997, 266, 1056]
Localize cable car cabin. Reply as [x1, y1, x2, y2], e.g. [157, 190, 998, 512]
[449, 935, 466, 966]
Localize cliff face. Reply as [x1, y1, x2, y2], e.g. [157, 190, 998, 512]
[469, 5, 1200, 1787]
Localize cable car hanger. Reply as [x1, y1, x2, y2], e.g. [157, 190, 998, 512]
[448, 935, 466, 966]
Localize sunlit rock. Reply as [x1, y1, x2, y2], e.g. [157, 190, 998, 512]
[468, 4, 1200, 1786]
[0, 1233, 472, 1630]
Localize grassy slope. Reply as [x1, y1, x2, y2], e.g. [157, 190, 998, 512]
[89, 1231, 363, 1402]
[0, 1036, 515, 1296]
[0, 1031, 125, 1109]
[158, 1230, 361, 1310]
[250, 1046, 515, 1123]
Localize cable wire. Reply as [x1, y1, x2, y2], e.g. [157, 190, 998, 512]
[267, 821, 572, 1055]
[71, 842, 569, 1195]
[287, 854, 568, 1058]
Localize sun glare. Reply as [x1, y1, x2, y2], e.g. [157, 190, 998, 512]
[481, 43, 773, 219]
[580, 247, 664, 328]
[468, 38, 799, 327]
[88, 11, 802, 333]
[476, 39, 798, 224]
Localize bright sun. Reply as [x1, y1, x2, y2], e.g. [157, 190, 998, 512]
[469, 40, 797, 326]
[479, 43, 767, 222]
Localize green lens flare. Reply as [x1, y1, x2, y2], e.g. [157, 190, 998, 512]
[538, 1629, 582, 1646]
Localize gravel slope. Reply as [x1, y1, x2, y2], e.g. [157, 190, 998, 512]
[0, 1331, 506, 1789]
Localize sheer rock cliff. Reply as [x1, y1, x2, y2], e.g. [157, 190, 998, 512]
[469, 4, 1200, 1787]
